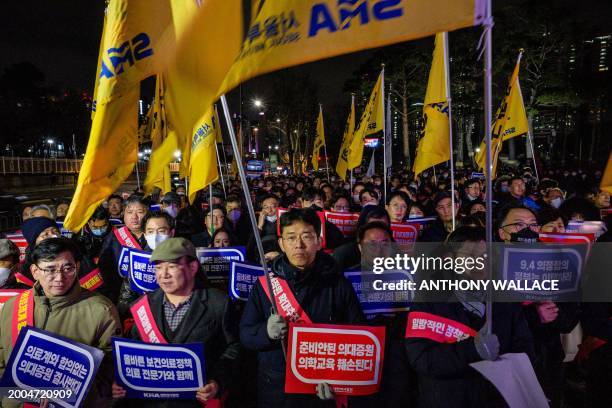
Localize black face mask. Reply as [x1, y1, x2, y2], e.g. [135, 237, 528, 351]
[510, 227, 539, 243]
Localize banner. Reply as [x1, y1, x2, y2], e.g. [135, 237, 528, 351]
[312, 105, 326, 171]
[5, 232, 27, 263]
[196, 247, 246, 283]
[128, 250, 158, 294]
[500, 245, 586, 300]
[113, 337, 205, 400]
[601, 152, 612, 194]
[344, 270, 412, 316]
[324, 211, 360, 238]
[405, 216, 436, 237]
[390, 223, 418, 245]
[56, 221, 73, 239]
[219, 0, 484, 95]
[229, 261, 264, 302]
[413, 33, 450, 178]
[475, 51, 529, 177]
[0, 327, 103, 408]
[336, 96, 356, 180]
[285, 323, 386, 396]
[348, 70, 384, 170]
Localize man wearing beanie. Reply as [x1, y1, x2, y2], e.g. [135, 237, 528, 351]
[112, 237, 241, 406]
[17, 217, 104, 294]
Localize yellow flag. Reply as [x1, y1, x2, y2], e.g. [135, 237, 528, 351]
[188, 106, 220, 203]
[144, 75, 173, 195]
[348, 69, 384, 169]
[312, 106, 326, 170]
[219, 0, 483, 94]
[601, 152, 612, 194]
[413, 33, 450, 178]
[336, 96, 356, 180]
[475, 51, 529, 177]
[64, 0, 174, 231]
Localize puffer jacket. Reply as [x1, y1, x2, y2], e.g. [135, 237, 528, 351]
[0, 281, 121, 407]
[240, 251, 364, 408]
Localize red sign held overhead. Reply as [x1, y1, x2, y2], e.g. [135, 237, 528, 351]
[324, 211, 360, 238]
[285, 323, 386, 396]
[539, 232, 595, 256]
[390, 223, 418, 246]
[5, 232, 27, 263]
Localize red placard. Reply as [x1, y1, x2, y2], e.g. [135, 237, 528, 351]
[390, 223, 418, 246]
[5, 232, 27, 263]
[324, 211, 360, 238]
[0, 289, 26, 309]
[285, 323, 385, 396]
[600, 208, 612, 220]
[277, 208, 327, 249]
[539, 232, 595, 257]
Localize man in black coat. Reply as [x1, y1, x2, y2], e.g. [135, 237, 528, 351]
[112, 237, 241, 407]
[240, 208, 364, 408]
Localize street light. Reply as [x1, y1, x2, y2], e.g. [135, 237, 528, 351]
[276, 118, 281, 123]
[253, 127, 259, 132]
[47, 139, 54, 157]
[253, 99, 262, 108]
[275, 145, 279, 150]
[475, 147, 481, 153]
[259, 111, 265, 116]
[174, 150, 181, 159]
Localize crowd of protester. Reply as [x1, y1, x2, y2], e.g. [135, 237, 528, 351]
[0, 161, 610, 408]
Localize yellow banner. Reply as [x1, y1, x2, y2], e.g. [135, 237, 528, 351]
[219, 0, 483, 94]
[336, 96, 356, 180]
[64, 0, 174, 231]
[601, 152, 612, 194]
[413, 33, 450, 177]
[312, 106, 326, 170]
[475, 51, 529, 177]
[144, 74, 172, 195]
[348, 69, 384, 169]
[188, 106, 220, 203]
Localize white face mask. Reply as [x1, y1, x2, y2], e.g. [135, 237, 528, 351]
[164, 205, 178, 218]
[265, 215, 277, 223]
[550, 197, 563, 209]
[145, 233, 170, 250]
[0, 267, 11, 287]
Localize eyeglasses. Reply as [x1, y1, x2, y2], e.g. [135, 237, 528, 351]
[282, 233, 318, 245]
[36, 264, 77, 279]
[501, 222, 540, 231]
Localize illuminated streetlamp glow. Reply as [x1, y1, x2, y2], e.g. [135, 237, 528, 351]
[253, 99, 262, 108]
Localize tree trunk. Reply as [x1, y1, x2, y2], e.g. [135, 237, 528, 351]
[401, 96, 410, 167]
[456, 117, 464, 167]
[465, 115, 475, 166]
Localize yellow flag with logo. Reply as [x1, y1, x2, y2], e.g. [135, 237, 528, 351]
[312, 106, 326, 171]
[348, 69, 384, 170]
[413, 33, 450, 178]
[601, 152, 612, 194]
[219, 0, 483, 95]
[475, 51, 529, 177]
[188, 106, 220, 203]
[64, 0, 174, 231]
[144, 74, 173, 195]
[336, 96, 356, 180]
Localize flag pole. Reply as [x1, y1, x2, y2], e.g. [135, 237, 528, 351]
[381, 65, 388, 201]
[442, 32, 456, 231]
[483, 0, 494, 335]
[214, 105, 227, 198]
[320, 103, 331, 183]
[220, 95, 277, 315]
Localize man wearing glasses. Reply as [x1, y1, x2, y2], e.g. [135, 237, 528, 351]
[240, 208, 364, 408]
[0, 238, 121, 406]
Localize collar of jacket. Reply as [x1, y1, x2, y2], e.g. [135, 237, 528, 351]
[33, 279, 82, 310]
[271, 250, 338, 286]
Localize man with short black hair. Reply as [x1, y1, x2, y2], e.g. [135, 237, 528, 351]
[240, 208, 363, 408]
[420, 192, 459, 242]
[0, 238, 121, 407]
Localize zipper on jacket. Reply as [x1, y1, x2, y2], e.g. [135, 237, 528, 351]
[41, 298, 52, 330]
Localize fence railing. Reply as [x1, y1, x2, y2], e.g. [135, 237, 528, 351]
[0, 157, 147, 175]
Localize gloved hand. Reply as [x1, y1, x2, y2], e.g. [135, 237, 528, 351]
[316, 382, 335, 400]
[474, 329, 499, 361]
[266, 313, 287, 340]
